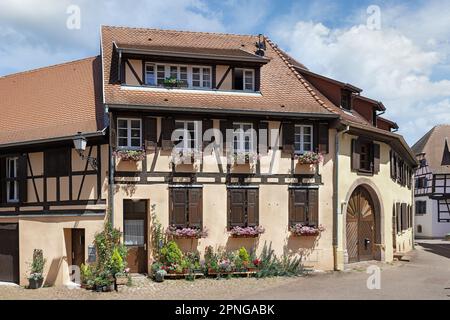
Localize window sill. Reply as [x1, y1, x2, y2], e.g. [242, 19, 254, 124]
[121, 85, 262, 96]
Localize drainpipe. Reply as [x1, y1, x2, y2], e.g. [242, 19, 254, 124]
[108, 111, 115, 226]
[333, 125, 349, 271]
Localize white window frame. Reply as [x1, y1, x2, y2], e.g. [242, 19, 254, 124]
[233, 122, 254, 153]
[294, 125, 313, 154]
[6, 157, 18, 203]
[117, 118, 142, 149]
[144, 62, 211, 89]
[174, 120, 199, 151]
[235, 68, 255, 91]
[145, 63, 156, 86]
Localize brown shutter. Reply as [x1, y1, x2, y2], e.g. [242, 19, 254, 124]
[373, 143, 380, 174]
[282, 122, 294, 153]
[143, 117, 157, 150]
[188, 188, 203, 228]
[202, 119, 213, 149]
[390, 151, 395, 179]
[228, 189, 246, 228]
[290, 189, 307, 225]
[318, 123, 329, 154]
[396, 202, 401, 232]
[161, 118, 175, 151]
[0, 158, 6, 204]
[401, 203, 407, 231]
[110, 113, 117, 150]
[18, 155, 28, 203]
[246, 189, 259, 227]
[170, 189, 187, 227]
[308, 189, 319, 226]
[351, 139, 361, 171]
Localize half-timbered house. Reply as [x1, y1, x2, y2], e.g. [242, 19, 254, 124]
[0, 26, 417, 286]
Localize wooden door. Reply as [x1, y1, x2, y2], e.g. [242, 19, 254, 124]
[0, 223, 19, 283]
[346, 187, 375, 262]
[71, 229, 85, 268]
[124, 200, 148, 274]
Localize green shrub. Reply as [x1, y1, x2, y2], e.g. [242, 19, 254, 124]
[160, 241, 183, 266]
[111, 247, 124, 276]
[238, 247, 250, 263]
[255, 242, 304, 278]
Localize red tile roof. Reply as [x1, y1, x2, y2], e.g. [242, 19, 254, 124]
[0, 56, 105, 146]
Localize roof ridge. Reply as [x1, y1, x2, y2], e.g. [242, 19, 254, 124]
[265, 37, 337, 115]
[101, 25, 257, 39]
[0, 56, 99, 79]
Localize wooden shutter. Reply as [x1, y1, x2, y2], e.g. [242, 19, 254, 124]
[318, 123, 329, 154]
[408, 204, 412, 229]
[161, 118, 175, 151]
[170, 189, 187, 227]
[282, 122, 294, 153]
[246, 189, 259, 227]
[289, 189, 307, 225]
[390, 151, 395, 179]
[110, 113, 117, 150]
[18, 155, 28, 203]
[373, 143, 380, 174]
[0, 158, 6, 204]
[143, 117, 157, 150]
[228, 189, 246, 228]
[396, 202, 401, 233]
[202, 119, 213, 149]
[351, 139, 361, 171]
[188, 188, 202, 228]
[401, 203, 407, 231]
[308, 189, 319, 226]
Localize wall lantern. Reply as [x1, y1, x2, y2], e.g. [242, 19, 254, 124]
[73, 132, 98, 170]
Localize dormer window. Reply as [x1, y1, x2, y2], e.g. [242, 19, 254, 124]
[341, 89, 352, 111]
[144, 62, 210, 89]
[234, 68, 255, 91]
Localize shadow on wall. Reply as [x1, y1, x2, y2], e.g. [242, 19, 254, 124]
[225, 236, 260, 253]
[114, 183, 137, 197]
[44, 257, 64, 287]
[284, 233, 321, 263]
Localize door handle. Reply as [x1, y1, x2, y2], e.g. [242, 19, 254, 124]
[144, 243, 147, 251]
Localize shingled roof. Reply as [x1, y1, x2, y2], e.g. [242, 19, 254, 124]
[0, 56, 105, 146]
[412, 124, 450, 173]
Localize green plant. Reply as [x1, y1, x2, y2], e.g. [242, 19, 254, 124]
[111, 247, 124, 276]
[238, 247, 250, 264]
[28, 249, 46, 280]
[150, 206, 166, 260]
[151, 261, 164, 274]
[80, 263, 95, 284]
[160, 241, 183, 266]
[255, 242, 304, 278]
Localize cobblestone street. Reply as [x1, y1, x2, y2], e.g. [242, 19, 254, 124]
[1, 240, 449, 300]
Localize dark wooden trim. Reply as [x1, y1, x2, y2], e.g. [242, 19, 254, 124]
[96, 145, 102, 200]
[0, 199, 106, 208]
[77, 146, 93, 201]
[125, 59, 143, 85]
[26, 153, 40, 203]
[216, 66, 232, 89]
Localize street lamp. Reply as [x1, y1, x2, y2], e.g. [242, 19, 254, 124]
[73, 132, 98, 170]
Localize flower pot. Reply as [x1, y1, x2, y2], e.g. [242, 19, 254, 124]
[95, 285, 103, 292]
[28, 278, 43, 289]
[115, 276, 128, 286]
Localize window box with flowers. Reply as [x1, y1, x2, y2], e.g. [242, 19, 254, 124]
[229, 226, 265, 238]
[170, 149, 201, 167]
[230, 151, 258, 166]
[113, 149, 146, 162]
[290, 224, 325, 236]
[295, 151, 323, 165]
[163, 77, 188, 88]
[165, 225, 208, 239]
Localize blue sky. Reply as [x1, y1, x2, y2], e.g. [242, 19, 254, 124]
[1, 0, 450, 145]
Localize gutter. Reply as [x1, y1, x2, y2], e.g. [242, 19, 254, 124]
[108, 112, 115, 226]
[333, 124, 349, 271]
[0, 129, 107, 150]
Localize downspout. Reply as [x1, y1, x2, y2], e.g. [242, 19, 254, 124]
[333, 124, 350, 271]
[108, 110, 115, 226]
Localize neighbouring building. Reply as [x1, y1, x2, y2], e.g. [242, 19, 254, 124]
[0, 26, 417, 286]
[412, 125, 450, 238]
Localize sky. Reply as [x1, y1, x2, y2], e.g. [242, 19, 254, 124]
[1, 0, 450, 145]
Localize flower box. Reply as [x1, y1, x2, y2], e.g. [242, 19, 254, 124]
[294, 151, 323, 165]
[166, 226, 208, 239]
[290, 224, 325, 236]
[115, 275, 128, 286]
[231, 151, 258, 166]
[170, 149, 200, 166]
[113, 149, 146, 161]
[163, 77, 188, 88]
[229, 226, 265, 237]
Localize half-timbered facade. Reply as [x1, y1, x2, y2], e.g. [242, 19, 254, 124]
[412, 125, 450, 238]
[0, 26, 417, 286]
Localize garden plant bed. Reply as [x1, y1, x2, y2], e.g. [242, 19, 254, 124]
[207, 271, 257, 278]
[163, 272, 205, 279]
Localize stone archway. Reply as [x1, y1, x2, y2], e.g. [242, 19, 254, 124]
[343, 179, 384, 263]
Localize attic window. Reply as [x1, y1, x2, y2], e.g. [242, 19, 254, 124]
[233, 68, 255, 91]
[341, 90, 352, 111]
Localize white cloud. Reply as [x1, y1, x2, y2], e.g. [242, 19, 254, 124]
[270, 3, 450, 145]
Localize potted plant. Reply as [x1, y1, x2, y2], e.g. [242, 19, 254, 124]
[155, 269, 167, 282]
[229, 226, 265, 238]
[27, 249, 46, 289]
[295, 151, 323, 165]
[163, 77, 187, 88]
[231, 151, 258, 166]
[80, 263, 95, 289]
[113, 149, 146, 161]
[165, 225, 208, 239]
[290, 224, 325, 236]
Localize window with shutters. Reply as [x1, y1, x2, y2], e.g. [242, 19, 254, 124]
[289, 188, 319, 227]
[352, 139, 379, 174]
[44, 148, 70, 177]
[144, 62, 210, 89]
[233, 68, 255, 91]
[117, 118, 142, 149]
[233, 123, 254, 153]
[169, 188, 203, 228]
[6, 157, 18, 203]
[416, 177, 427, 189]
[294, 125, 313, 154]
[359, 141, 373, 172]
[341, 89, 352, 111]
[174, 120, 198, 150]
[227, 188, 259, 229]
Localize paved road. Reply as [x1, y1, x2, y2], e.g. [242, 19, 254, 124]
[238, 240, 450, 300]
